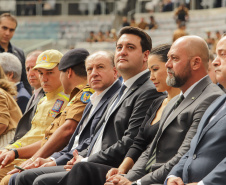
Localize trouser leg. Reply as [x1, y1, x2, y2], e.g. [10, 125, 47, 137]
[58, 162, 112, 185]
[15, 166, 65, 185]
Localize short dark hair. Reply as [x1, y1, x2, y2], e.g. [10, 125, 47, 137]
[117, 26, 152, 52]
[150, 44, 171, 63]
[0, 13, 17, 27]
[62, 62, 87, 78]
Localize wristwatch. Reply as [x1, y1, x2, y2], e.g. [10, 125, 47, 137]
[131, 181, 138, 185]
[9, 149, 19, 159]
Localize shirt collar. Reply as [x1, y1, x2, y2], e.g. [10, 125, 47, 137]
[183, 75, 208, 98]
[90, 79, 119, 108]
[123, 69, 149, 89]
[45, 86, 64, 100]
[34, 87, 42, 95]
[69, 83, 88, 101]
[0, 42, 13, 53]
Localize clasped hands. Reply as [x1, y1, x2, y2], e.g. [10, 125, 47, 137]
[63, 149, 83, 171]
[105, 168, 131, 185]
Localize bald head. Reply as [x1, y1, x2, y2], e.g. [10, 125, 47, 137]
[166, 35, 210, 93]
[174, 36, 209, 69]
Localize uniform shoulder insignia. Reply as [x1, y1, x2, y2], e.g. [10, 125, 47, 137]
[80, 90, 93, 104]
[83, 88, 95, 94]
[51, 99, 64, 113]
[39, 96, 47, 104]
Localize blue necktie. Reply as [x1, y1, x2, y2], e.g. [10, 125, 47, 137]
[110, 84, 127, 110]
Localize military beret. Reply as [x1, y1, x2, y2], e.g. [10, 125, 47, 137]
[58, 48, 89, 71]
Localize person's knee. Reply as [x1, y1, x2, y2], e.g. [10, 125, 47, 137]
[73, 162, 90, 173]
[15, 170, 33, 185]
[33, 176, 45, 185]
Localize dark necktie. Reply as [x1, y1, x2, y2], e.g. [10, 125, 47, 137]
[86, 84, 127, 156]
[173, 94, 184, 109]
[110, 84, 127, 110]
[145, 148, 156, 172]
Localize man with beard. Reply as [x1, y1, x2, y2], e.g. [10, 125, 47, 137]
[165, 33, 226, 185]
[98, 35, 224, 185]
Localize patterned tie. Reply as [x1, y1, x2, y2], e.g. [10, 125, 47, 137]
[145, 148, 156, 172]
[173, 95, 184, 109]
[86, 84, 127, 156]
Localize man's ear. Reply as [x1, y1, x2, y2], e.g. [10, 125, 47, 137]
[67, 68, 73, 78]
[6, 72, 14, 81]
[143, 50, 150, 63]
[190, 56, 201, 71]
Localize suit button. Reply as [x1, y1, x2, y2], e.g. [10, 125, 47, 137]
[193, 154, 197, 160]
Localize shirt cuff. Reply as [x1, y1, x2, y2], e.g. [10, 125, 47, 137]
[164, 175, 177, 185]
[198, 180, 204, 185]
[81, 157, 88, 162]
[137, 179, 141, 185]
[49, 157, 56, 164]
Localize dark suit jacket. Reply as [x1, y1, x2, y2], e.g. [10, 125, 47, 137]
[10, 88, 45, 144]
[125, 76, 224, 185]
[83, 71, 163, 167]
[10, 44, 32, 95]
[51, 80, 122, 165]
[16, 82, 31, 113]
[169, 94, 226, 184]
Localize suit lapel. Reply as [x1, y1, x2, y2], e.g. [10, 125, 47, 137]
[162, 77, 211, 132]
[68, 103, 93, 149]
[25, 94, 35, 112]
[88, 80, 122, 121]
[197, 95, 226, 144]
[110, 85, 137, 114]
[162, 95, 195, 131]
[25, 89, 45, 113]
[109, 72, 149, 116]
[94, 72, 149, 133]
[159, 96, 176, 128]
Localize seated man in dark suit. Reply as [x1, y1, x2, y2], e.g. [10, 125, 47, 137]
[55, 36, 224, 185]
[9, 50, 45, 144]
[0, 52, 31, 113]
[13, 26, 163, 185]
[165, 34, 226, 185]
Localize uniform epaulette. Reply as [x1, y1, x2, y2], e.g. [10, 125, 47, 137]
[83, 88, 95, 94]
[39, 96, 47, 104]
[57, 92, 69, 101]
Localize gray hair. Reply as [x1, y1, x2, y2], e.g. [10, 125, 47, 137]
[26, 50, 43, 59]
[0, 53, 22, 82]
[85, 51, 115, 67]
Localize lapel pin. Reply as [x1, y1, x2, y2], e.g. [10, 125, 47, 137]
[192, 97, 195, 100]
